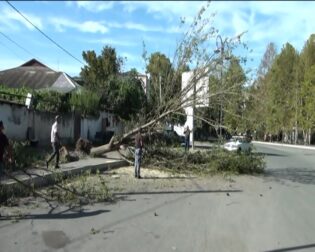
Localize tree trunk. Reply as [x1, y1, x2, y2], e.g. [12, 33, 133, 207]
[90, 109, 177, 156]
[302, 129, 307, 145]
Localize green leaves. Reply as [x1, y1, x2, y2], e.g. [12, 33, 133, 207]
[80, 46, 123, 90]
[244, 34, 315, 143]
[80, 46, 147, 120]
[69, 89, 101, 117]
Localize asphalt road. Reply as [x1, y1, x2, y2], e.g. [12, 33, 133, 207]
[1, 143, 315, 252]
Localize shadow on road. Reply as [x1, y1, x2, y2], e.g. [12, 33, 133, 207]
[264, 168, 315, 185]
[264, 243, 315, 252]
[140, 176, 196, 180]
[255, 152, 288, 157]
[0, 209, 109, 221]
[114, 189, 242, 196]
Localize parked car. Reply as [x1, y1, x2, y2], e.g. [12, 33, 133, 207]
[223, 136, 253, 153]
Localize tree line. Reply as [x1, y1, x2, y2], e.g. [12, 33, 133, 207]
[244, 34, 315, 145]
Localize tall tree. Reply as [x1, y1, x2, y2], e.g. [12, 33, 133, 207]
[80, 46, 123, 90]
[299, 34, 315, 144]
[80, 46, 146, 120]
[244, 42, 277, 138]
[257, 42, 277, 78]
[146, 52, 173, 108]
[267, 43, 299, 136]
[222, 56, 246, 132]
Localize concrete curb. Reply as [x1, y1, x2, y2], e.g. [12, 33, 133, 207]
[0, 158, 128, 196]
[253, 141, 315, 150]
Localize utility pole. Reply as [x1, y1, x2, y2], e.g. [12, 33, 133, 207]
[215, 35, 228, 140]
[159, 74, 162, 105]
[219, 48, 223, 139]
[192, 76, 196, 150]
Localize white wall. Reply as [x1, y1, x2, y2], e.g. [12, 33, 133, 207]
[173, 70, 209, 144]
[0, 101, 122, 145]
[80, 111, 123, 141]
[0, 102, 29, 141]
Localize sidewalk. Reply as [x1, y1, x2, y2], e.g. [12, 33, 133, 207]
[0, 151, 128, 193]
[253, 140, 315, 150]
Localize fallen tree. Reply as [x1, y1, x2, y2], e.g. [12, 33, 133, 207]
[90, 2, 249, 156]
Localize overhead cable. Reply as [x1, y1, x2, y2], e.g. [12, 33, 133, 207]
[6, 0, 85, 66]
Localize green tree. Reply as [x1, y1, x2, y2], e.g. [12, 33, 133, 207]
[106, 73, 147, 121]
[80, 46, 123, 90]
[80, 46, 146, 120]
[267, 43, 299, 137]
[146, 52, 173, 108]
[244, 42, 277, 139]
[299, 34, 315, 143]
[223, 56, 246, 132]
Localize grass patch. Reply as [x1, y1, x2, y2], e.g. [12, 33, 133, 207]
[41, 169, 112, 205]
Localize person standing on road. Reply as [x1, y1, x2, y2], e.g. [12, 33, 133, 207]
[184, 126, 190, 152]
[0, 121, 11, 178]
[134, 128, 143, 179]
[46, 115, 61, 169]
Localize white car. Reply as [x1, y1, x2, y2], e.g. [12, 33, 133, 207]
[223, 136, 253, 153]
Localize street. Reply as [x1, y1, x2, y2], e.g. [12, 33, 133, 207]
[1, 143, 315, 252]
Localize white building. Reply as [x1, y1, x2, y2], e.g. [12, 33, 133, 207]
[174, 69, 209, 146]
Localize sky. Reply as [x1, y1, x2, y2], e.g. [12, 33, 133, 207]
[0, 1, 314, 79]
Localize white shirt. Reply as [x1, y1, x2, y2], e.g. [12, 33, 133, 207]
[51, 121, 59, 143]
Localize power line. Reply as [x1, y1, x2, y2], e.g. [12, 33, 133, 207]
[0, 30, 48, 66]
[5, 0, 85, 66]
[0, 31, 34, 57]
[0, 39, 27, 62]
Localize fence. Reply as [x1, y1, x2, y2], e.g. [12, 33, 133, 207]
[0, 100, 123, 145]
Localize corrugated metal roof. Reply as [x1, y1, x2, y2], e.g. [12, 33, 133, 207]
[0, 59, 82, 93]
[0, 66, 61, 89]
[20, 58, 50, 68]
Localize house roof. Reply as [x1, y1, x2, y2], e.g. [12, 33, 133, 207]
[0, 58, 81, 93]
[20, 58, 50, 68]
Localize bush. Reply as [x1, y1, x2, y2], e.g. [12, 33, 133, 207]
[4, 141, 49, 172]
[69, 90, 101, 117]
[143, 131, 183, 147]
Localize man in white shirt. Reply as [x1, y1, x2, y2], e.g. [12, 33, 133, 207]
[46, 115, 61, 169]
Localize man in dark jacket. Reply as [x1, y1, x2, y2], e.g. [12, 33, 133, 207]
[134, 128, 143, 179]
[184, 126, 190, 152]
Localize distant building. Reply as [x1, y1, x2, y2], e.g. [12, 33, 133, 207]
[174, 69, 209, 143]
[0, 58, 82, 93]
[121, 71, 149, 94]
[136, 72, 149, 94]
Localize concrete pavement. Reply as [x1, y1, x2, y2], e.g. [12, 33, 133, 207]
[0, 151, 128, 196]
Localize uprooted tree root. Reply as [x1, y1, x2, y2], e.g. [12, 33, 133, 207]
[140, 146, 265, 176]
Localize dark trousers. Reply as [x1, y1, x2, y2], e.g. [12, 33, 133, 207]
[134, 148, 142, 177]
[47, 142, 60, 167]
[0, 161, 4, 177]
[185, 138, 190, 152]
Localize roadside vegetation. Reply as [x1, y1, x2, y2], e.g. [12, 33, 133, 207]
[244, 36, 315, 145]
[0, 169, 111, 207]
[142, 147, 265, 176]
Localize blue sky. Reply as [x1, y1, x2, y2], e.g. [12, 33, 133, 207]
[0, 1, 314, 79]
